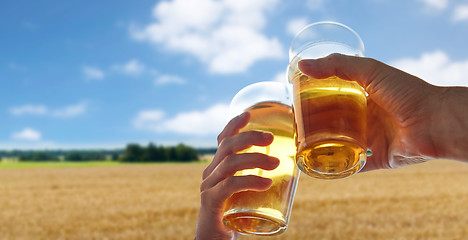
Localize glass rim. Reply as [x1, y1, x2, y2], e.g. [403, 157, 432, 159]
[229, 81, 292, 118]
[289, 21, 365, 60]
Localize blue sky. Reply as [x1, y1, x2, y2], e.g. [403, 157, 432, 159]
[1, 0, 468, 149]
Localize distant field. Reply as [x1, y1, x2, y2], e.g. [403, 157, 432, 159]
[0, 160, 205, 169]
[0, 161, 121, 169]
[1, 160, 468, 239]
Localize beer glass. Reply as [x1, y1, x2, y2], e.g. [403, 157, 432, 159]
[288, 21, 367, 179]
[222, 81, 299, 236]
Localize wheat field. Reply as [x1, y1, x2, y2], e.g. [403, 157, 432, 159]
[1, 160, 468, 239]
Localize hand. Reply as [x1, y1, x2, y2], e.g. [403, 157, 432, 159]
[298, 54, 468, 171]
[195, 112, 280, 240]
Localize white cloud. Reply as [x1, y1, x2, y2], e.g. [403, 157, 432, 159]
[83, 66, 105, 80]
[10, 102, 87, 118]
[132, 110, 165, 129]
[272, 71, 287, 83]
[391, 50, 468, 87]
[306, 0, 327, 10]
[11, 128, 42, 141]
[113, 59, 146, 75]
[10, 104, 47, 116]
[286, 18, 309, 36]
[51, 102, 87, 118]
[271, 71, 294, 98]
[155, 74, 186, 85]
[133, 103, 230, 135]
[417, 0, 448, 10]
[131, 0, 284, 74]
[453, 5, 468, 22]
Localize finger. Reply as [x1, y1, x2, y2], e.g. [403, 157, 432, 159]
[298, 53, 435, 122]
[361, 155, 381, 172]
[217, 112, 250, 145]
[200, 175, 273, 210]
[298, 53, 381, 87]
[201, 153, 279, 191]
[203, 131, 274, 179]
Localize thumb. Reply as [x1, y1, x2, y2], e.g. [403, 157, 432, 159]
[297, 53, 434, 122]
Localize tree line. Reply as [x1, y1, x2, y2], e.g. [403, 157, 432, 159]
[14, 150, 120, 162]
[0, 143, 211, 162]
[119, 143, 198, 162]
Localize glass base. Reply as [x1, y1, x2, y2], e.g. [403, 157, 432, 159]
[297, 141, 366, 179]
[222, 210, 287, 236]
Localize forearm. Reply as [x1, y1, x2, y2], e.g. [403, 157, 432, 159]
[434, 86, 468, 161]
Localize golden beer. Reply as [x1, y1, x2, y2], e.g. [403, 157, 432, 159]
[290, 68, 367, 179]
[222, 101, 299, 236]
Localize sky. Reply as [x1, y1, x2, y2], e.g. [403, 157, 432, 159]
[1, 0, 468, 150]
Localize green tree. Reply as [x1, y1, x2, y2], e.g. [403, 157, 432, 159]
[174, 143, 199, 162]
[120, 143, 144, 162]
[142, 142, 159, 162]
[158, 145, 169, 162]
[19, 152, 59, 162]
[84, 153, 106, 161]
[19, 154, 33, 161]
[65, 152, 83, 162]
[168, 146, 177, 161]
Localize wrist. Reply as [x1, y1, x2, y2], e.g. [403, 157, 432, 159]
[432, 86, 468, 161]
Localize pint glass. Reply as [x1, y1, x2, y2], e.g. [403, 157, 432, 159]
[288, 21, 367, 179]
[222, 81, 299, 236]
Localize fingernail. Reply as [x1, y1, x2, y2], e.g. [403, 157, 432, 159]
[269, 156, 280, 166]
[262, 132, 273, 140]
[298, 59, 314, 67]
[236, 111, 250, 122]
[239, 111, 248, 119]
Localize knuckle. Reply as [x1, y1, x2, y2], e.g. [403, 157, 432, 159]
[217, 137, 227, 148]
[202, 162, 217, 180]
[218, 137, 235, 156]
[217, 132, 224, 145]
[202, 168, 210, 179]
[224, 176, 237, 189]
[199, 189, 212, 205]
[363, 57, 378, 69]
[223, 154, 236, 168]
[199, 182, 206, 193]
[223, 155, 242, 175]
[327, 53, 341, 62]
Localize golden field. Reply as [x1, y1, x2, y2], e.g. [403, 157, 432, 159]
[1, 160, 468, 239]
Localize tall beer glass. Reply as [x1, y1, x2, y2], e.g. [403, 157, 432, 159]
[288, 21, 367, 179]
[222, 81, 299, 236]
